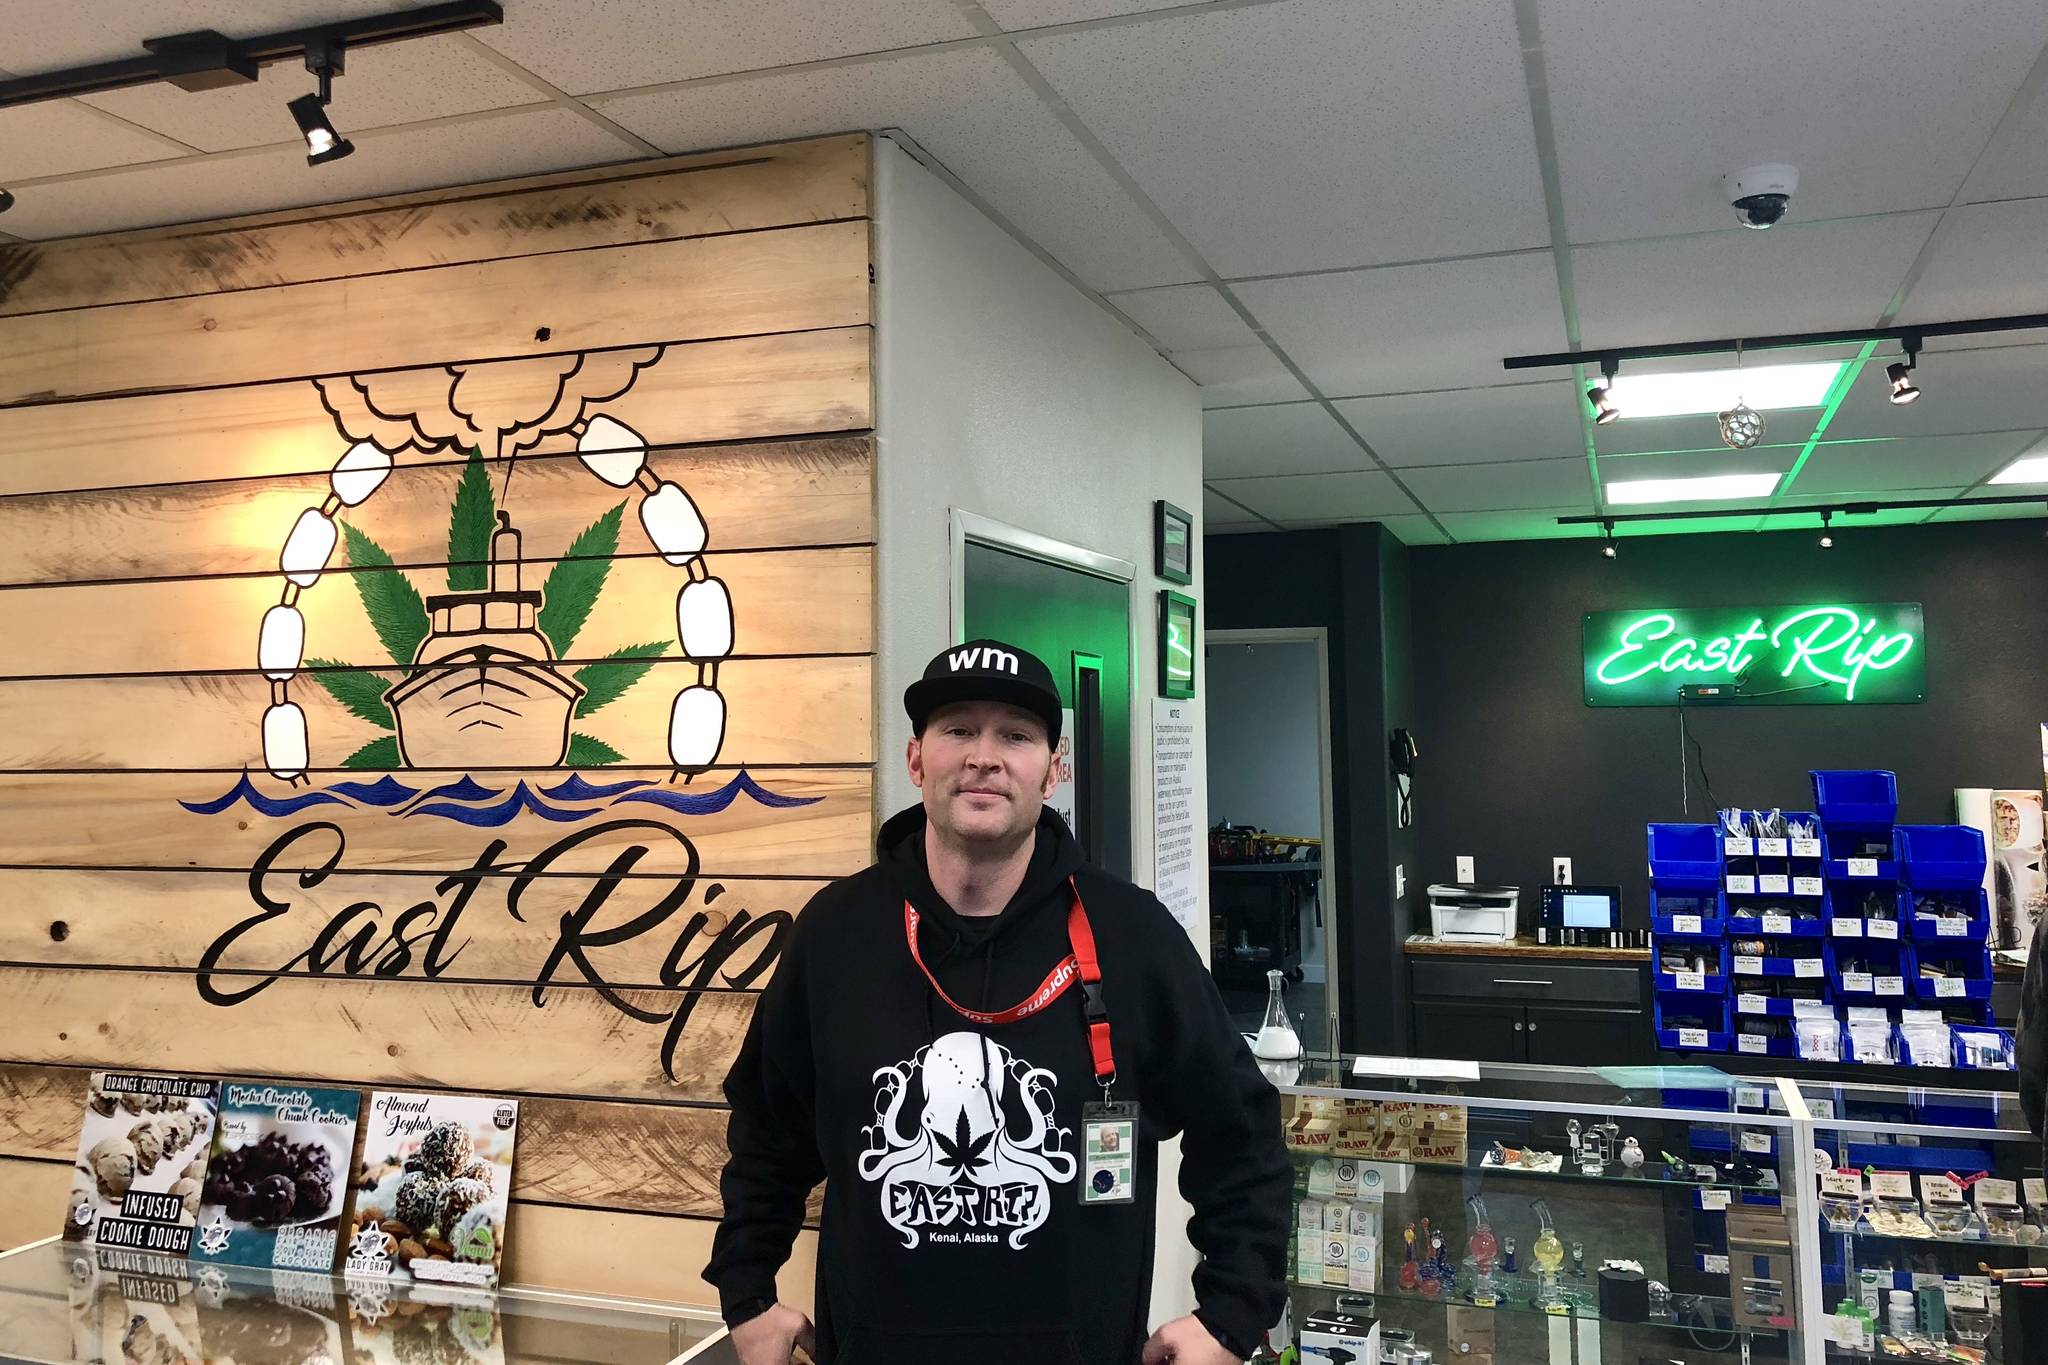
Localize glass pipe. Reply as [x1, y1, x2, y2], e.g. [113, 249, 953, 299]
[1417, 1218, 1436, 1282]
[1529, 1199, 1566, 1309]
[1399, 1223, 1418, 1291]
[1465, 1195, 1499, 1305]
[1569, 1240, 1586, 1280]
[1502, 1234, 1517, 1275]
[1429, 1224, 1453, 1295]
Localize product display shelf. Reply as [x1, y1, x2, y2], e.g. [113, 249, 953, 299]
[1648, 824, 1732, 1054]
[1286, 1273, 1774, 1339]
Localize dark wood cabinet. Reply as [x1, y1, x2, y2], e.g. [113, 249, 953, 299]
[1410, 998, 1525, 1063]
[1525, 1002, 1654, 1065]
[1407, 949, 1651, 1065]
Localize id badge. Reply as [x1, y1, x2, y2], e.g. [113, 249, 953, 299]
[1081, 1101, 1138, 1205]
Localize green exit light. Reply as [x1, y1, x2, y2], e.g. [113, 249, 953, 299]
[1583, 604, 1925, 706]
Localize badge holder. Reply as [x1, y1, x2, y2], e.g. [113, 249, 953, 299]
[1079, 979, 1137, 1205]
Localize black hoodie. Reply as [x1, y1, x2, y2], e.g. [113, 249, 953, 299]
[705, 805, 1290, 1364]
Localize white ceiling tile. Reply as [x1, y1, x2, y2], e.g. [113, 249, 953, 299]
[1400, 458, 1592, 513]
[0, 2, 397, 72]
[1437, 506, 1592, 543]
[596, 46, 1194, 290]
[0, 101, 179, 181]
[1827, 344, 2048, 441]
[474, 0, 977, 94]
[1208, 470, 1416, 523]
[1971, 65, 2048, 201]
[0, 107, 632, 240]
[1203, 402, 1363, 479]
[1108, 285, 1254, 351]
[75, 35, 541, 153]
[981, 0, 1195, 26]
[1020, 0, 1552, 276]
[1541, 0, 2047, 241]
[1895, 200, 2048, 327]
[1784, 433, 2037, 496]
[1377, 514, 1452, 545]
[1573, 213, 1938, 351]
[1237, 254, 1567, 396]
[1177, 345, 1312, 407]
[1203, 485, 1266, 527]
[1334, 382, 1583, 467]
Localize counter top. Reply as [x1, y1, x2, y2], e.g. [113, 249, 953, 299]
[1403, 934, 1651, 962]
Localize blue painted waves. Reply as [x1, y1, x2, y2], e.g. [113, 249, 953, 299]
[180, 769, 822, 826]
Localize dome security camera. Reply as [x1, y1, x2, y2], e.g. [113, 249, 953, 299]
[1723, 164, 1798, 229]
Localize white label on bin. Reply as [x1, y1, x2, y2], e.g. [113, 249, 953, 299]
[1700, 1188, 1732, 1211]
[1977, 1178, 2018, 1208]
[1871, 1171, 1913, 1200]
[1741, 1131, 1773, 1154]
[1935, 977, 1965, 998]
[1875, 975, 1904, 996]
[1762, 913, 1793, 933]
[1678, 1027, 1709, 1048]
[1831, 917, 1862, 937]
[1758, 838, 1788, 857]
[1794, 956, 1824, 978]
[1737, 993, 1768, 1014]
[1793, 998, 1833, 1016]
[1794, 877, 1825, 897]
[1847, 857, 1879, 877]
[1937, 918, 1966, 937]
[1734, 955, 1764, 974]
[1675, 970, 1705, 991]
[1738, 1033, 1768, 1054]
[1792, 838, 1822, 858]
[1868, 919, 1899, 940]
[1671, 914, 1703, 934]
[1922, 1174, 1965, 1205]
[1736, 1084, 1766, 1109]
[1725, 837, 1754, 856]
[1947, 1284, 1988, 1311]
[1760, 874, 1790, 894]
[1728, 875, 1756, 894]
[1702, 1254, 1730, 1274]
[1842, 972, 1873, 992]
[2025, 1178, 2047, 1208]
[1821, 1170, 1863, 1198]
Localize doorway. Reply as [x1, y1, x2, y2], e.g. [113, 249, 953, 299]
[954, 512, 1134, 879]
[1205, 629, 1338, 1041]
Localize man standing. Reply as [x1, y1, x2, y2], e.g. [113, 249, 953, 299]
[706, 640, 1290, 1364]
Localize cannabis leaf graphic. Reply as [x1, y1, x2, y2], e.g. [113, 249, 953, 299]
[934, 1109, 994, 1185]
[299, 446, 667, 769]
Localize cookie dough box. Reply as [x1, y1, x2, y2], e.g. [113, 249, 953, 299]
[63, 1072, 220, 1257]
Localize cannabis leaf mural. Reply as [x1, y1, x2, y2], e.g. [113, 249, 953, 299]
[306, 448, 671, 768]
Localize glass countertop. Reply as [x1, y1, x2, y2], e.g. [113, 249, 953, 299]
[0, 1238, 735, 1365]
[1281, 1054, 1799, 1121]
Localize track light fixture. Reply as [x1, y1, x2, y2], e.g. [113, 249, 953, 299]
[287, 36, 352, 165]
[1587, 359, 1621, 425]
[1886, 341, 1921, 405]
[1600, 520, 1618, 558]
[1818, 512, 1834, 550]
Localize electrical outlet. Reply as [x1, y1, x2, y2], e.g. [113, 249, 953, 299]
[1553, 856, 1573, 885]
[1456, 855, 1475, 883]
[1394, 865, 1406, 899]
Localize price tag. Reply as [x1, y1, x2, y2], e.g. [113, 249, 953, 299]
[1741, 1130, 1773, 1154]
[1935, 977, 1965, 998]
[1727, 875, 1756, 895]
[1921, 1173, 1965, 1205]
[1875, 975, 1904, 996]
[1725, 836, 1754, 856]
[1671, 913, 1703, 934]
[1870, 1171, 1913, 1200]
[1793, 998, 1833, 1016]
[1947, 1283, 1989, 1311]
[1791, 838, 1822, 858]
[2025, 1177, 2048, 1208]
[1736, 1084, 1766, 1109]
[1867, 918, 1899, 940]
[1702, 1253, 1730, 1275]
[1734, 955, 1764, 975]
[1699, 1188, 1732, 1211]
[1738, 1032, 1768, 1054]
[1831, 917, 1862, 937]
[1936, 918, 1967, 937]
[1758, 837, 1788, 857]
[1759, 874, 1790, 894]
[1846, 857, 1879, 877]
[1737, 993, 1768, 1014]
[1976, 1178, 2018, 1208]
[1678, 1027, 1709, 1049]
[1675, 970, 1706, 991]
[1820, 1170, 1863, 1198]
[1794, 877, 1825, 897]
[1794, 956, 1824, 978]
[1762, 913, 1793, 933]
[1841, 971, 1873, 992]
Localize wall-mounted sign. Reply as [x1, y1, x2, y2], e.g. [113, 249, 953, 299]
[1583, 603, 1925, 706]
[1159, 590, 1197, 699]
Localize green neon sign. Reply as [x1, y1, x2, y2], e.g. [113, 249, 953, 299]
[1583, 604, 1925, 706]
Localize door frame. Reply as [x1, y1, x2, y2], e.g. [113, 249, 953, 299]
[1207, 627, 1340, 1047]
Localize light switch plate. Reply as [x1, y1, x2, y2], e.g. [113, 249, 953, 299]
[1394, 865, 1406, 899]
[1553, 856, 1573, 885]
[1456, 855, 1475, 883]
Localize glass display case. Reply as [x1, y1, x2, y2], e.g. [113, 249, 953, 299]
[1280, 1057, 1815, 1364]
[1803, 1078, 2042, 1362]
[0, 1235, 735, 1364]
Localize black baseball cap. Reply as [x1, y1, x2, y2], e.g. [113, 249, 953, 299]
[904, 639, 1062, 745]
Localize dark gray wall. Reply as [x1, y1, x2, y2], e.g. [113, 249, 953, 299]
[1408, 520, 2046, 921]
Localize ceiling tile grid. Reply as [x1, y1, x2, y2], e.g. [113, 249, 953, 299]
[1206, 469, 1417, 522]
[0, 100, 183, 182]
[1202, 401, 1363, 480]
[1397, 457, 1592, 514]
[1332, 382, 1584, 467]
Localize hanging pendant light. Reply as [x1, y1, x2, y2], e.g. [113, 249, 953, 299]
[1718, 341, 1766, 449]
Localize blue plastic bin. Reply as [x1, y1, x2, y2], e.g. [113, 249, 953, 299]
[1648, 823, 1723, 884]
[1649, 888, 1726, 936]
[1811, 769, 1898, 829]
[1654, 996, 1730, 1053]
[1897, 824, 1990, 890]
[1905, 887, 1991, 944]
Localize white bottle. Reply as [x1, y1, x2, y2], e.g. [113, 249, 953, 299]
[1887, 1289, 1914, 1337]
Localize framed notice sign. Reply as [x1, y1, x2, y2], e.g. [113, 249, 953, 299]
[1155, 500, 1194, 585]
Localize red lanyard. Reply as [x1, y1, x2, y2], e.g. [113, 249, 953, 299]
[903, 877, 1116, 1089]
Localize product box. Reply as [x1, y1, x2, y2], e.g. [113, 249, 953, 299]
[63, 1072, 219, 1256]
[191, 1081, 362, 1273]
[345, 1092, 519, 1288]
[1300, 1309, 1380, 1365]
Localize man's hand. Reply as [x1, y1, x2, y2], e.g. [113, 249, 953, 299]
[1141, 1315, 1241, 1364]
[730, 1303, 816, 1365]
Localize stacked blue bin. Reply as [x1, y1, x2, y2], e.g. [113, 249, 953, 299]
[1648, 823, 1731, 1052]
[1897, 824, 1994, 1018]
[1724, 808, 1833, 1058]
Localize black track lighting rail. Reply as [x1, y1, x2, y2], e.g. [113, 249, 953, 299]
[1557, 492, 2048, 527]
[0, 1, 503, 109]
[1503, 311, 2048, 372]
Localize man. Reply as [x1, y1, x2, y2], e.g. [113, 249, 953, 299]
[706, 639, 1290, 1364]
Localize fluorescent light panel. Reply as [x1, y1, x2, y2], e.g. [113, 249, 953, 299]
[1989, 453, 2048, 486]
[1604, 473, 1782, 505]
[1605, 361, 1843, 419]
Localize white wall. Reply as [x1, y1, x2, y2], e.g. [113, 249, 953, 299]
[872, 137, 1210, 1330]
